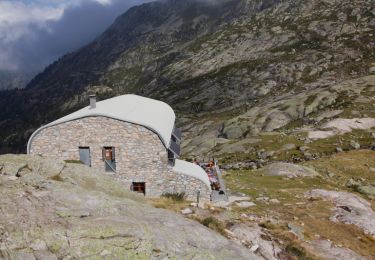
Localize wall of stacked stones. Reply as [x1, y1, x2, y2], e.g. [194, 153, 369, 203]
[29, 116, 211, 201]
[163, 172, 212, 201]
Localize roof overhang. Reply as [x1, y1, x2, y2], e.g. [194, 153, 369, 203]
[172, 159, 211, 190]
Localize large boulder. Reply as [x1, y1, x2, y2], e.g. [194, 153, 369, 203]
[0, 155, 258, 259]
[356, 185, 375, 196]
[263, 162, 319, 178]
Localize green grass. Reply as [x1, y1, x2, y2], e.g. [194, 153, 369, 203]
[200, 217, 226, 235]
[223, 150, 375, 257]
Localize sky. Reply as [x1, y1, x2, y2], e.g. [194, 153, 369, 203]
[0, 0, 151, 79]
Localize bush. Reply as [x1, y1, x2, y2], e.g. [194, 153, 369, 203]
[200, 217, 225, 235]
[161, 192, 186, 201]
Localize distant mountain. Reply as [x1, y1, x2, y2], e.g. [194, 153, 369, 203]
[0, 0, 374, 158]
[0, 70, 33, 90]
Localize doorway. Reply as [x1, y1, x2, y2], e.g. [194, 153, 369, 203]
[79, 147, 91, 167]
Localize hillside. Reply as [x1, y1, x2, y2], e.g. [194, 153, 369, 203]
[0, 0, 374, 163]
[0, 154, 256, 259]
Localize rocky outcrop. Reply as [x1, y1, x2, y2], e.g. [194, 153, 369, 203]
[227, 224, 282, 260]
[305, 189, 375, 238]
[309, 118, 375, 140]
[0, 154, 257, 259]
[263, 162, 318, 178]
[302, 240, 366, 260]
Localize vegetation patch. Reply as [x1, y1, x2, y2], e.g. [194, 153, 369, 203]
[200, 217, 226, 235]
[161, 192, 187, 201]
[64, 160, 83, 164]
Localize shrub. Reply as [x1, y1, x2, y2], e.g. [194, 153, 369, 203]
[161, 192, 186, 201]
[200, 217, 225, 235]
[64, 160, 83, 164]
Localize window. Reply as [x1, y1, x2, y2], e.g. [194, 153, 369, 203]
[132, 182, 146, 195]
[102, 147, 116, 172]
[79, 147, 91, 167]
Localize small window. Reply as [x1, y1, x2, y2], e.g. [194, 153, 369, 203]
[132, 182, 146, 195]
[102, 147, 116, 172]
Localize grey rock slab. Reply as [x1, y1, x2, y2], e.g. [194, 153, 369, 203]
[302, 240, 366, 260]
[212, 200, 232, 208]
[281, 143, 296, 151]
[263, 162, 319, 178]
[305, 189, 375, 238]
[269, 199, 280, 204]
[181, 208, 193, 215]
[229, 224, 282, 260]
[0, 155, 258, 259]
[236, 201, 256, 208]
[228, 195, 252, 204]
[356, 185, 375, 196]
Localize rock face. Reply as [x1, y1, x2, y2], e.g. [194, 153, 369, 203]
[263, 162, 318, 178]
[305, 189, 375, 238]
[0, 154, 257, 259]
[357, 185, 375, 196]
[309, 118, 375, 140]
[302, 240, 365, 260]
[228, 224, 281, 260]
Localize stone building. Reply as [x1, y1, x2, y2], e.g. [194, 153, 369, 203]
[27, 95, 211, 201]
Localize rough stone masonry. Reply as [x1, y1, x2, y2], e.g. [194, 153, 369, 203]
[29, 116, 211, 201]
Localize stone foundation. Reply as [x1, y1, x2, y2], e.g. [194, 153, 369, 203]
[29, 116, 211, 201]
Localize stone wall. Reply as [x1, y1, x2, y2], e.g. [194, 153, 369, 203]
[29, 116, 211, 201]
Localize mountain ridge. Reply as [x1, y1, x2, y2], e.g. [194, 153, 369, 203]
[0, 0, 374, 160]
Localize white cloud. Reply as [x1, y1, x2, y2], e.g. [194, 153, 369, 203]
[0, 0, 150, 75]
[0, 1, 63, 70]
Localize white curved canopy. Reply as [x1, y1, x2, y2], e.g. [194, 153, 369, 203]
[172, 159, 211, 190]
[27, 95, 176, 153]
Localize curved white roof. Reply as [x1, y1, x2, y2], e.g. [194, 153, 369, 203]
[27, 95, 176, 153]
[172, 159, 211, 190]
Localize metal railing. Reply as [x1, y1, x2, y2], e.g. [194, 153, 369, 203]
[104, 159, 116, 173]
[169, 140, 181, 157]
[172, 127, 182, 141]
[214, 159, 228, 201]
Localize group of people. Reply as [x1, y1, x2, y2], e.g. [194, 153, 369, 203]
[193, 159, 221, 191]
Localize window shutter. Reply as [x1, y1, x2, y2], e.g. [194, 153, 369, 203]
[112, 147, 115, 161]
[102, 147, 106, 160]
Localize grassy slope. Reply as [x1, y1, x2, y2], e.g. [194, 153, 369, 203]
[224, 150, 375, 257]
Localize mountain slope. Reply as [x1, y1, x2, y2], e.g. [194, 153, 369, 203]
[0, 0, 374, 158]
[0, 154, 256, 259]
